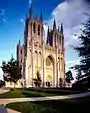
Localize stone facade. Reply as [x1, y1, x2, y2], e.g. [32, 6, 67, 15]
[17, 5, 65, 88]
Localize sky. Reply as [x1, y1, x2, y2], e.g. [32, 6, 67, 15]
[0, 0, 90, 80]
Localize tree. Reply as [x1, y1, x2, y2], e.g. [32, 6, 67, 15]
[33, 71, 42, 87]
[66, 70, 74, 87]
[59, 78, 63, 88]
[76, 70, 82, 82]
[72, 14, 90, 88]
[1, 57, 22, 89]
[0, 80, 5, 88]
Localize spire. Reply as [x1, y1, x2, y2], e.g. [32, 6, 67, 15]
[19, 40, 20, 45]
[40, 10, 43, 22]
[53, 19, 56, 30]
[61, 23, 63, 33]
[29, 2, 33, 19]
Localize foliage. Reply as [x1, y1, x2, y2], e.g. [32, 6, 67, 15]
[0, 80, 5, 88]
[33, 71, 42, 87]
[1, 57, 22, 88]
[72, 14, 90, 87]
[65, 70, 74, 87]
[59, 78, 63, 87]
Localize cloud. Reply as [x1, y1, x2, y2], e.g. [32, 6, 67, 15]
[20, 18, 25, 25]
[66, 59, 80, 78]
[0, 8, 7, 23]
[45, 0, 90, 47]
[66, 59, 80, 65]
[44, 0, 90, 72]
[20, 18, 24, 22]
[29, 0, 33, 7]
[2, 17, 7, 23]
[0, 9, 5, 16]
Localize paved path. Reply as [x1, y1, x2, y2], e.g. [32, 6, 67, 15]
[7, 108, 20, 113]
[0, 92, 90, 105]
[0, 88, 10, 94]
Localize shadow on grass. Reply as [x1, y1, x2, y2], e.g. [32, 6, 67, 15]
[30, 97, 90, 113]
[22, 91, 44, 97]
[25, 88, 84, 96]
[6, 96, 90, 113]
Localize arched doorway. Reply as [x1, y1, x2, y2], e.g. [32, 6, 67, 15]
[46, 55, 54, 86]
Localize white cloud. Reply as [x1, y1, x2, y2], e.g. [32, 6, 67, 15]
[20, 18, 24, 22]
[66, 59, 80, 65]
[0, 9, 5, 16]
[66, 59, 80, 78]
[20, 18, 25, 25]
[44, 0, 90, 72]
[0, 8, 7, 23]
[45, 0, 89, 47]
[2, 17, 7, 23]
[29, 0, 33, 7]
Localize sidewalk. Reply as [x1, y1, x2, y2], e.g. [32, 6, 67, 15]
[7, 108, 20, 113]
[0, 88, 10, 94]
[0, 92, 90, 105]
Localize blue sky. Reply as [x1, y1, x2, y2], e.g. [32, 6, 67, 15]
[0, 0, 90, 80]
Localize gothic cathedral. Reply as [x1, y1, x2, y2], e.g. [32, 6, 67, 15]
[17, 4, 65, 88]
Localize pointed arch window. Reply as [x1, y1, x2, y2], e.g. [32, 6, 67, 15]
[33, 22, 36, 33]
[38, 25, 40, 35]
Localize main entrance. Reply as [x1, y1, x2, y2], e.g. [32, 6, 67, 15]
[46, 55, 54, 86]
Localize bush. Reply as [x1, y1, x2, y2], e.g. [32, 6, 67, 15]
[0, 80, 5, 88]
[72, 82, 88, 91]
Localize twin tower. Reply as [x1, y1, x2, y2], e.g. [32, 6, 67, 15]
[24, 4, 64, 51]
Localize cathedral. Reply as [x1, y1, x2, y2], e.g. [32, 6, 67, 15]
[16, 4, 65, 88]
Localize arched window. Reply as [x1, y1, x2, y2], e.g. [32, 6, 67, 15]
[33, 22, 36, 33]
[38, 25, 40, 35]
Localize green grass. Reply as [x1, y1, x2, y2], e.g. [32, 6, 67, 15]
[0, 89, 57, 98]
[0, 88, 87, 98]
[26, 87, 86, 95]
[6, 96, 90, 113]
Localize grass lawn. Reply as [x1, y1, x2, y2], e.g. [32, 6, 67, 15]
[0, 89, 56, 98]
[6, 96, 90, 113]
[0, 88, 87, 98]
